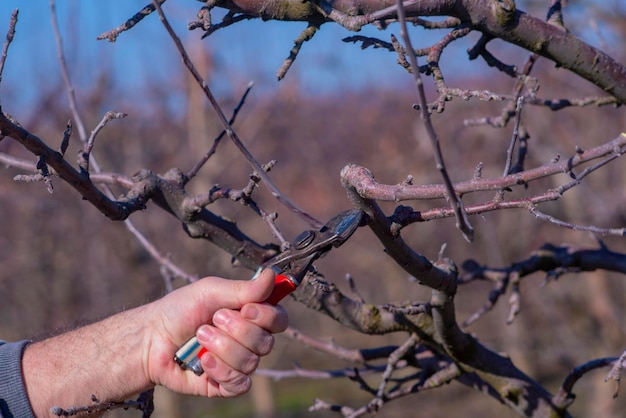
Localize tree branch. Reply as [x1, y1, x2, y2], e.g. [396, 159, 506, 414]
[0, 112, 135, 220]
[460, 243, 626, 326]
[176, 0, 626, 103]
[340, 134, 626, 203]
[152, 0, 324, 229]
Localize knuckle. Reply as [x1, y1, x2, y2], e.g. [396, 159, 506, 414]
[257, 334, 274, 356]
[240, 353, 260, 375]
[221, 374, 252, 397]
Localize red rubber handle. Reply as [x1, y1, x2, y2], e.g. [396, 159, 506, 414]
[196, 274, 295, 359]
[265, 274, 297, 305]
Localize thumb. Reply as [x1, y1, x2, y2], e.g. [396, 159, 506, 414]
[165, 269, 276, 334]
[194, 268, 275, 311]
[239, 267, 276, 305]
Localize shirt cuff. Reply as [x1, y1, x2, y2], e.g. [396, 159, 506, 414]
[0, 340, 35, 418]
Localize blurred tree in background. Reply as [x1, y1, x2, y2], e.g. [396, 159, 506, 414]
[1, 0, 625, 417]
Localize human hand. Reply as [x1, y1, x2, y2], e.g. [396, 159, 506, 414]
[142, 269, 288, 397]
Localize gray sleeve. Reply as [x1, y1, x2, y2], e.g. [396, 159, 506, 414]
[0, 340, 35, 418]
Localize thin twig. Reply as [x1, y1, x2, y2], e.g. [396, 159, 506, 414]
[197, 12, 255, 38]
[281, 326, 394, 363]
[257, 363, 388, 381]
[97, 1, 166, 42]
[526, 95, 619, 110]
[78, 111, 127, 173]
[527, 205, 626, 236]
[277, 23, 320, 80]
[0, 9, 18, 88]
[605, 349, 626, 398]
[51, 389, 154, 417]
[185, 81, 254, 182]
[395, 0, 474, 242]
[464, 53, 538, 128]
[49, 0, 86, 141]
[466, 34, 518, 78]
[369, 334, 418, 411]
[502, 96, 525, 177]
[553, 357, 619, 409]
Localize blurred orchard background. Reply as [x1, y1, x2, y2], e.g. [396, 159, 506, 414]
[0, 0, 625, 417]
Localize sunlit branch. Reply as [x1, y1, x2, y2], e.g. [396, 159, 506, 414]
[340, 134, 626, 203]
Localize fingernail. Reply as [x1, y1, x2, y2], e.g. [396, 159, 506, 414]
[196, 324, 213, 342]
[250, 267, 262, 280]
[213, 310, 230, 326]
[242, 305, 259, 320]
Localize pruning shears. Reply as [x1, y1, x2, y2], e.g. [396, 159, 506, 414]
[174, 209, 363, 375]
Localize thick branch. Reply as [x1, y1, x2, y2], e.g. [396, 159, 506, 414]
[293, 271, 568, 417]
[341, 165, 457, 294]
[127, 169, 278, 270]
[204, 0, 626, 103]
[105, 1, 626, 101]
[0, 111, 134, 220]
[293, 276, 412, 334]
[0, 131, 276, 270]
[340, 134, 626, 202]
[474, 3, 626, 102]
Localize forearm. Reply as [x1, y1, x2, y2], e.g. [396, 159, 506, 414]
[22, 305, 154, 416]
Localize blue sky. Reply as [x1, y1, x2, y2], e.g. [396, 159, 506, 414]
[0, 1, 619, 115]
[0, 0, 428, 112]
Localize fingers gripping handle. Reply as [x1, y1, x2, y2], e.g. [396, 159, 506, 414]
[173, 273, 296, 376]
[173, 337, 205, 376]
